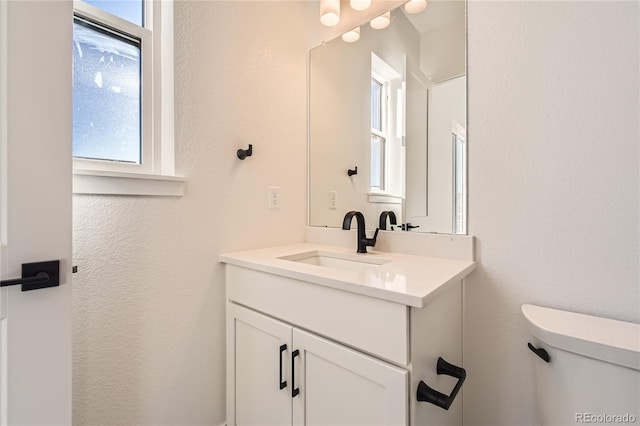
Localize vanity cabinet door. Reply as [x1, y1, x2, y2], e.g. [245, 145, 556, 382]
[227, 304, 292, 426]
[292, 328, 408, 426]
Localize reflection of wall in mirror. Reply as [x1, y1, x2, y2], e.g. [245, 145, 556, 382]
[420, 19, 465, 84]
[309, 11, 420, 229]
[404, 58, 430, 222]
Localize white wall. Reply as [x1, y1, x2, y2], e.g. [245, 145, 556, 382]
[71, 1, 640, 424]
[72, 2, 307, 424]
[465, 2, 639, 425]
[420, 18, 465, 83]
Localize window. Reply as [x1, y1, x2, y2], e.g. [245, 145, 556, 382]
[72, 0, 183, 195]
[73, 17, 143, 164]
[370, 77, 386, 191]
[369, 52, 402, 198]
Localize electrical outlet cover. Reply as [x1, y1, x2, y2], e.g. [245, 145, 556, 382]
[269, 186, 280, 209]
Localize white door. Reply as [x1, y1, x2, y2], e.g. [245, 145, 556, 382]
[292, 328, 408, 426]
[227, 304, 292, 426]
[0, 1, 73, 425]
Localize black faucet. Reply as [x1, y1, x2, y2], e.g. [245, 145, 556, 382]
[379, 211, 397, 230]
[342, 211, 379, 254]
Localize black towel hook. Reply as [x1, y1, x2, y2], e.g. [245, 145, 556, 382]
[237, 144, 253, 160]
[347, 166, 358, 176]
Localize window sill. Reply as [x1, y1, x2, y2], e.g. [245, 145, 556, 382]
[367, 192, 402, 204]
[73, 169, 186, 196]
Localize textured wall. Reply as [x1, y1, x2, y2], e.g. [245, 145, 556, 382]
[72, 2, 307, 424]
[72, 1, 640, 425]
[465, 2, 639, 425]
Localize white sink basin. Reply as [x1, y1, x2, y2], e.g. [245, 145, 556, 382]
[278, 250, 391, 272]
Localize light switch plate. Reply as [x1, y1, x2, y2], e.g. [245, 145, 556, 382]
[329, 191, 337, 210]
[268, 186, 280, 209]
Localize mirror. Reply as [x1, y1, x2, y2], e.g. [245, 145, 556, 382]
[309, 1, 466, 234]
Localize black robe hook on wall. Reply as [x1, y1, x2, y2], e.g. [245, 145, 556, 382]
[237, 144, 253, 160]
[347, 166, 358, 176]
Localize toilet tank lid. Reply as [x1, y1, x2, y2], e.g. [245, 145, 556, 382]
[522, 304, 640, 371]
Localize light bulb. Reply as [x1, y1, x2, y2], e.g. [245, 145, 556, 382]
[404, 0, 427, 14]
[370, 11, 391, 29]
[342, 27, 361, 43]
[320, 0, 340, 26]
[350, 0, 371, 11]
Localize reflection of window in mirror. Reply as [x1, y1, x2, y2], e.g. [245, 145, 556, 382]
[452, 123, 466, 234]
[370, 77, 386, 191]
[370, 52, 402, 196]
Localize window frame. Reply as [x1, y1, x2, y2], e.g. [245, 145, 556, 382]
[370, 132, 386, 191]
[72, 0, 182, 195]
[452, 122, 467, 234]
[370, 75, 388, 192]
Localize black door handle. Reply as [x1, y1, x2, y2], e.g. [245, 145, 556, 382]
[291, 349, 300, 398]
[417, 357, 466, 410]
[0, 260, 60, 291]
[279, 344, 287, 390]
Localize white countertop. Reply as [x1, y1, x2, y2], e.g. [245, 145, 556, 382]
[219, 243, 475, 308]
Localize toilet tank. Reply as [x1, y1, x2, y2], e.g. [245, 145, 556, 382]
[522, 304, 640, 426]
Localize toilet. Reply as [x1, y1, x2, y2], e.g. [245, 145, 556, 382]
[522, 304, 640, 425]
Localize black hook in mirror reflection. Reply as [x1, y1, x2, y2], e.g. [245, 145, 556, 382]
[237, 144, 253, 160]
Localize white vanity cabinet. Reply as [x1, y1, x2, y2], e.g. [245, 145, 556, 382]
[228, 303, 407, 426]
[224, 255, 469, 426]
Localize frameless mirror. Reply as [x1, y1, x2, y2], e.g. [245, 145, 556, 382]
[309, 1, 467, 234]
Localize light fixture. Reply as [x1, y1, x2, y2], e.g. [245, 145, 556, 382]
[350, 0, 371, 11]
[404, 0, 427, 14]
[342, 26, 361, 43]
[320, 0, 340, 26]
[370, 11, 391, 29]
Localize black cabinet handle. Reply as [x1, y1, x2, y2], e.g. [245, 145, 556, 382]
[417, 357, 466, 410]
[291, 349, 300, 398]
[279, 344, 287, 390]
[528, 343, 550, 363]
